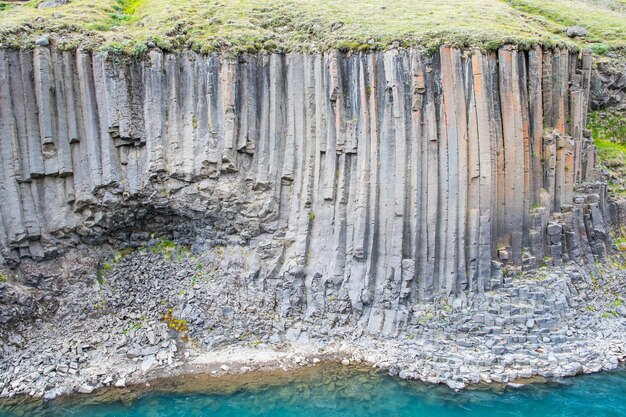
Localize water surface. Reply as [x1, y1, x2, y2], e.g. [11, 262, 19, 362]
[1, 364, 625, 416]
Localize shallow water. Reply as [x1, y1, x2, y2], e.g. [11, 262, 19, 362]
[2, 365, 625, 417]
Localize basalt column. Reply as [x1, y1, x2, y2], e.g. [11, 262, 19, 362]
[0, 46, 608, 325]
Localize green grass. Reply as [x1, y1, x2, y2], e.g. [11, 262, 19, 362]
[148, 238, 191, 261]
[0, 0, 625, 54]
[595, 138, 626, 159]
[591, 111, 626, 198]
[595, 138, 626, 196]
[589, 111, 626, 144]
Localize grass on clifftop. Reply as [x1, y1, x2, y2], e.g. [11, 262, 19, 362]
[0, 0, 625, 54]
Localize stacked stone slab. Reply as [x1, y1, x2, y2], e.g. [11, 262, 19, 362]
[0, 46, 611, 321]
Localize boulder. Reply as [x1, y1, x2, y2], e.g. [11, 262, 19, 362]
[77, 384, 94, 394]
[566, 26, 588, 38]
[38, 0, 68, 7]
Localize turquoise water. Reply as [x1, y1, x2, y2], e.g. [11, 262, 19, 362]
[1, 365, 625, 417]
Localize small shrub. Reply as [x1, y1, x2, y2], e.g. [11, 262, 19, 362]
[0, 274, 7, 283]
[589, 43, 609, 55]
[149, 239, 187, 261]
[103, 42, 125, 54]
[96, 271, 107, 286]
[163, 308, 189, 332]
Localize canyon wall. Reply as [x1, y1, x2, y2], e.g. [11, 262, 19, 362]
[0, 46, 611, 316]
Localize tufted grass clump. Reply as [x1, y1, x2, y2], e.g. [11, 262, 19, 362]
[589, 43, 610, 55]
[613, 226, 626, 252]
[147, 239, 190, 261]
[121, 319, 143, 336]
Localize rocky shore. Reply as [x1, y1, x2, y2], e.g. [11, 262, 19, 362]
[1, 243, 625, 400]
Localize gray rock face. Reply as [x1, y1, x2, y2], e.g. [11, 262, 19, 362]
[590, 60, 625, 111]
[0, 45, 611, 329]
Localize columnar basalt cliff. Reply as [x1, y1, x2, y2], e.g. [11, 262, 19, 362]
[0, 46, 612, 331]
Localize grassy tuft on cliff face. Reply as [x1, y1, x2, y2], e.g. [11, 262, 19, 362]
[591, 111, 626, 198]
[0, 0, 625, 54]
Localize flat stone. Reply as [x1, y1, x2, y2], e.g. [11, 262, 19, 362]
[140, 356, 156, 373]
[445, 380, 466, 391]
[142, 346, 160, 356]
[126, 348, 142, 358]
[77, 384, 94, 394]
[43, 365, 56, 375]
